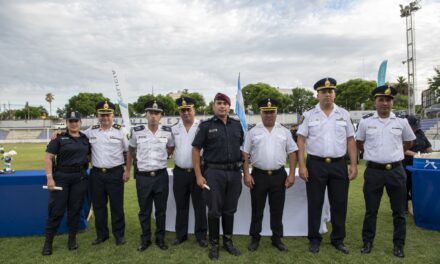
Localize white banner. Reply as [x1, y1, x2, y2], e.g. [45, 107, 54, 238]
[112, 70, 131, 128]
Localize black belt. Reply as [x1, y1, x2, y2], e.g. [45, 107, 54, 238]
[205, 162, 243, 171]
[93, 165, 123, 174]
[309, 155, 344, 164]
[56, 165, 88, 173]
[367, 161, 402, 171]
[137, 168, 167, 177]
[175, 166, 194, 173]
[252, 166, 285, 176]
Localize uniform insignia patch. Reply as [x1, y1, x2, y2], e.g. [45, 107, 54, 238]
[134, 125, 145, 131]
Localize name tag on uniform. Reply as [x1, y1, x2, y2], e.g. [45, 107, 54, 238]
[392, 127, 402, 130]
[138, 136, 147, 139]
[60, 137, 70, 140]
[336, 120, 346, 126]
[110, 136, 121, 141]
[159, 137, 168, 143]
[367, 126, 377, 129]
[209, 128, 218, 133]
[89, 136, 97, 140]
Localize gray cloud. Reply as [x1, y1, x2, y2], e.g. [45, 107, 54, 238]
[0, 0, 439, 111]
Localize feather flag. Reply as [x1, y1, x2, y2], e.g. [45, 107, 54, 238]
[377, 60, 388, 86]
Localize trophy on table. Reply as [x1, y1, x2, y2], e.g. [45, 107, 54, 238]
[0, 145, 17, 174]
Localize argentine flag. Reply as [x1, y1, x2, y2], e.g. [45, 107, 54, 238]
[235, 73, 248, 132]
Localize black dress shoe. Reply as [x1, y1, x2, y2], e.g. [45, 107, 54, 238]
[209, 242, 219, 260]
[156, 240, 168, 250]
[137, 241, 152, 251]
[332, 243, 349, 254]
[309, 242, 320, 253]
[393, 245, 405, 258]
[42, 241, 53, 256]
[223, 240, 241, 256]
[116, 237, 126, 246]
[197, 239, 208, 248]
[172, 237, 187, 246]
[360, 242, 373, 254]
[248, 237, 260, 252]
[68, 237, 78, 250]
[92, 237, 109, 246]
[272, 240, 288, 252]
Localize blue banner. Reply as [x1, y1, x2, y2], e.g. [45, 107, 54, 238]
[377, 60, 388, 86]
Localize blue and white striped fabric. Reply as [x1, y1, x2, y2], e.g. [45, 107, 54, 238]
[235, 73, 248, 132]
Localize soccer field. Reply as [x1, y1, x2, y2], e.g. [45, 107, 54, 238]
[0, 143, 439, 264]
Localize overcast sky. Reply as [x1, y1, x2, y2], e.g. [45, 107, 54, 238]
[1, 0, 439, 112]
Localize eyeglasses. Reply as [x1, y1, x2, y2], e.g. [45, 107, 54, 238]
[180, 108, 193, 113]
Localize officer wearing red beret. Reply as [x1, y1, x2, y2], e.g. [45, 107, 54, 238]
[192, 92, 244, 260]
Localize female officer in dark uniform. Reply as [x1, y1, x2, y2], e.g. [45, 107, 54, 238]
[42, 111, 91, 256]
[403, 115, 432, 214]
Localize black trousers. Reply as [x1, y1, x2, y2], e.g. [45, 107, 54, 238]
[90, 166, 125, 240]
[204, 168, 242, 239]
[306, 157, 349, 244]
[136, 169, 169, 243]
[249, 168, 287, 240]
[45, 171, 88, 234]
[362, 166, 407, 246]
[173, 167, 207, 241]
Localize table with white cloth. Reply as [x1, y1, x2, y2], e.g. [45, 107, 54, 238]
[165, 168, 330, 236]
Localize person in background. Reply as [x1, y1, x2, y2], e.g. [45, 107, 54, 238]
[403, 115, 432, 215]
[290, 123, 299, 143]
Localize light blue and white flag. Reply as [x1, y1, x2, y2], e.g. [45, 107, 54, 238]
[377, 60, 388, 86]
[235, 73, 248, 132]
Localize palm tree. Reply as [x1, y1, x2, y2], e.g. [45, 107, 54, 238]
[45, 93, 54, 118]
[395, 76, 408, 96]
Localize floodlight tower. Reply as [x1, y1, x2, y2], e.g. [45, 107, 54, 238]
[400, 0, 421, 115]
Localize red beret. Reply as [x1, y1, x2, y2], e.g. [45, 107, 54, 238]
[214, 92, 231, 106]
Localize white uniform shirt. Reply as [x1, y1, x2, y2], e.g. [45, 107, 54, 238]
[129, 125, 173, 171]
[356, 112, 416, 163]
[242, 122, 298, 170]
[83, 124, 129, 168]
[171, 119, 200, 169]
[297, 103, 355, 158]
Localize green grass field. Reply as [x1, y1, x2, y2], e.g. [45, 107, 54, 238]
[0, 143, 439, 264]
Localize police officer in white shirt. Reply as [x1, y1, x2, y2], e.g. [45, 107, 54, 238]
[242, 98, 298, 252]
[297, 78, 358, 254]
[356, 85, 416, 258]
[85, 101, 129, 246]
[125, 100, 174, 251]
[171, 97, 208, 247]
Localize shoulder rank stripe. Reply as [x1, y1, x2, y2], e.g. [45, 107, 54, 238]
[133, 125, 145, 131]
[161, 126, 171, 132]
[362, 113, 374, 119]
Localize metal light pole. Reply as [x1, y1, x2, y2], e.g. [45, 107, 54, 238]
[400, 0, 421, 115]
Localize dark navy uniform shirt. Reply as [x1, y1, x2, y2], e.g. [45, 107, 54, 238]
[192, 116, 244, 164]
[46, 132, 91, 167]
[404, 129, 432, 165]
